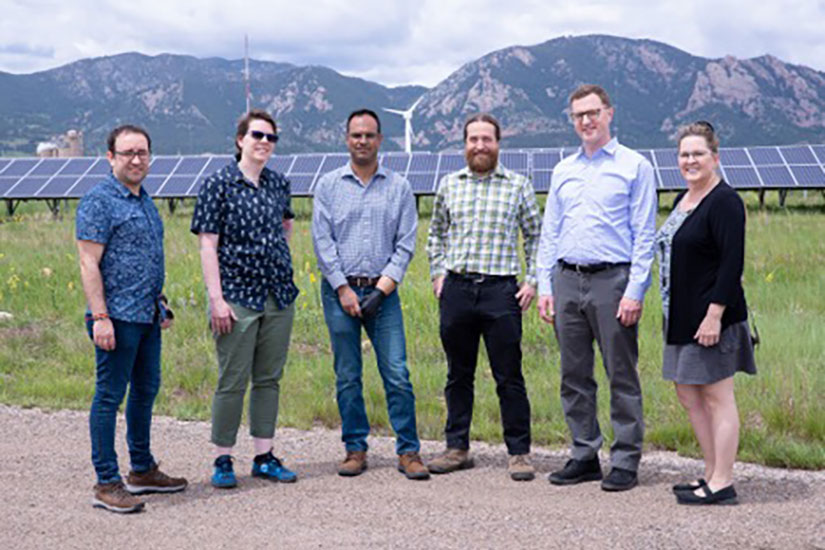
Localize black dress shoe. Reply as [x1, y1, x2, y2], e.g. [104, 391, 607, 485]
[672, 478, 707, 494]
[676, 484, 738, 505]
[548, 458, 603, 485]
[601, 467, 638, 492]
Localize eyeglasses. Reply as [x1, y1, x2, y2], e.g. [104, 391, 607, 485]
[114, 150, 151, 161]
[348, 132, 379, 141]
[569, 108, 602, 123]
[249, 130, 279, 143]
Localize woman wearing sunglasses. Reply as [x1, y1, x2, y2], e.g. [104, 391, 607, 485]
[655, 121, 756, 505]
[191, 109, 299, 488]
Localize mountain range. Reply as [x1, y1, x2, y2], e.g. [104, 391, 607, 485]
[2, 34, 825, 155]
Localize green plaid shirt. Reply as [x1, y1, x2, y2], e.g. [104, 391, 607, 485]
[427, 164, 541, 285]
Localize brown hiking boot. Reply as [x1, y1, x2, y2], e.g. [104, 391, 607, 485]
[508, 454, 536, 481]
[338, 451, 368, 477]
[92, 481, 145, 514]
[398, 452, 431, 480]
[125, 463, 188, 494]
[427, 448, 474, 474]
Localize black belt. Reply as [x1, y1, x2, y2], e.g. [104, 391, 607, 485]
[558, 260, 630, 274]
[346, 276, 380, 288]
[448, 271, 516, 284]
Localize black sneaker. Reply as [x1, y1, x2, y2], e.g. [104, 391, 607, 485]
[548, 458, 603, 485]
[601, 467, 638, 492]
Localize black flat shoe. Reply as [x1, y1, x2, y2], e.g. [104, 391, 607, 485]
[676, 484, 738, 505]
[672, 478, 707, 494]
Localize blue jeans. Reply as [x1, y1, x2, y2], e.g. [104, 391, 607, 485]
[87, 318, 161, 484]
[321, 280, 420, 454]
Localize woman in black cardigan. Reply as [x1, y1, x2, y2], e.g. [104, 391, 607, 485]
[655, 122, 756, 505]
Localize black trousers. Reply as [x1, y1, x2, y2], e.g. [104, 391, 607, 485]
[439, 272, 531, 455]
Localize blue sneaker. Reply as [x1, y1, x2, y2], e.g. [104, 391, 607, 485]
[252, 451, 297, 483]
[212, 455, 237, 488]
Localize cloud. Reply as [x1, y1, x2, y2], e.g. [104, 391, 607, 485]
[1, 0, 824, 86]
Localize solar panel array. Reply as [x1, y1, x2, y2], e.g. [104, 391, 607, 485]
[2, 145, 825, 200]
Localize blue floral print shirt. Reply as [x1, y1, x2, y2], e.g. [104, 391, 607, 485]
[190, 161, 298, 311]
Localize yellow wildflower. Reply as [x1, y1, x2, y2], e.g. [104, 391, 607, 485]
[309, 272, 317, 284]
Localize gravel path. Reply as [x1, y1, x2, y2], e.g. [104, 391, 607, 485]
[1, 404, 823, 549]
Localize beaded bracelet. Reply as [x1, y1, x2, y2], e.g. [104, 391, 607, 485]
[92, 313, 110, 322]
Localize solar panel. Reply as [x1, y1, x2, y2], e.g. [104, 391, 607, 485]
[0, 177, 20, 196]
[149, 157, 179, 175]
[57, 158, 95, 176]
[141, 175, 166, 195]
[719, 148, 750, 166]
[381, 154, 410, 173]
[409, 153, 438, 172]
[267, 155, 295, 174]
[638, 150, 654, 164]
[290, 174, 315, 195]
[533, 150, 561, 170]
[0, 159, 11, 175]
[500, 151, 528, 171]
[3, 159, 38, 176]
[561, 147, 579, 159]
[779, 146, 817, 165]
[87, 159, 112, 175]
[68, 177, 101, 197]
[290, 155, 323, 174]
[7, 177, 49, 197]
[531, 171, 552, 192]
[172, 157, 209, 175]
[157, 176, 197, 197]
[789, 165, 825, 187]
[318, 154, 348, 174]
[408, 173, 436, 193]
[748, 147, 783, 165]
[37, 176, 78, 198]
[30, 158, 68, 176]
[658, 168, 684, 189]
[203, 156, 233, 175]
[439, 153, 465, 173]
[723, 167, 762, 189]
[756, 166, 794, 187]
[653, 150, 678, 168]
[811, 145, 825, 164]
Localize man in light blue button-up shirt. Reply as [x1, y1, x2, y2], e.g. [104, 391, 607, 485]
[537, 85, 657, 492]
[312, 109, 428, 480]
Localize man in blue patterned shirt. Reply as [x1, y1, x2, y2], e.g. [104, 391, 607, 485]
[77, 125, 187, 514]
[312, 109, 428, 480]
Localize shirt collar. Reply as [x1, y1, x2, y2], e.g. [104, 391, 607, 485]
[106, 172, 145, 199]
[228, 160, 268, 189]
[576, 137, 619, 159]
[343, 161, 387, 184]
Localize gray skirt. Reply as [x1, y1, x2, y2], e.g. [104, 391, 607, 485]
[663, 320, 757, 385]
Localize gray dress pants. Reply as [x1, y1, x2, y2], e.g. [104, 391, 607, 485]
[552, 264, 644, 472]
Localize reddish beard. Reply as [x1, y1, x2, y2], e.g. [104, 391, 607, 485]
[466, 150, 498, 174]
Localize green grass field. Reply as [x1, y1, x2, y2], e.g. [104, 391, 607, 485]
[1, 192, 824, 468]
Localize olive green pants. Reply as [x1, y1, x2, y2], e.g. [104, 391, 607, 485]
[211, 298, 295, 447]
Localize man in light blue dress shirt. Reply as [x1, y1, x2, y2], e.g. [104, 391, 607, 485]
[537, 85, 657, 492]
[312, 109, 429, 480]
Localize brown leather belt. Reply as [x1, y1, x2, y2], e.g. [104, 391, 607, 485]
[346, 276, 381, 288]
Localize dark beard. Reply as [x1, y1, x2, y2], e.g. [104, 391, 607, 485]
[466, 150, 498, 174]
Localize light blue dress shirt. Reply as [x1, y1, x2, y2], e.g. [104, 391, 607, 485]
[537, 138, 657, 301]
[312, 163, 417, 290]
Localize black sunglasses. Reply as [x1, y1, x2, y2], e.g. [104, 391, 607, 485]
[695, 120, 715, 133]
[249, 130, 279, 143]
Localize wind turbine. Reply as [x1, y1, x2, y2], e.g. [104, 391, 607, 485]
[383, 95, 424, 154]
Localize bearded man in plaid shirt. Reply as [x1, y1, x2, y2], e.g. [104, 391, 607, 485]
[426, 113, 541, 481]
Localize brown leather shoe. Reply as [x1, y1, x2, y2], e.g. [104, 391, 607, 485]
[125, 463, 188, 494]
[508, 454, 536, 481]
[338, 451, 368, 477]
[427, 448, 474, 474]
[92, 481, 145, 513]
[398, 452, 431, 480]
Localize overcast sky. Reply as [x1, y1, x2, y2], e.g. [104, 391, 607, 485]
[2, 0, 825, 87]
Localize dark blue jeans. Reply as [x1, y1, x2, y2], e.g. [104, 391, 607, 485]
[87, 318, 161, 484]
[321, 280, 420, 454]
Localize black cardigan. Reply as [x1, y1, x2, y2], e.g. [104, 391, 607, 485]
[667, 181, 748, 345]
